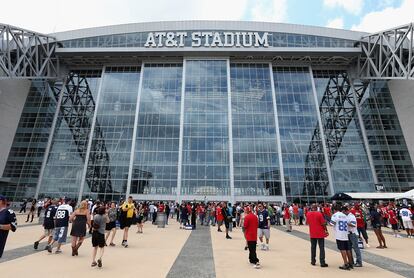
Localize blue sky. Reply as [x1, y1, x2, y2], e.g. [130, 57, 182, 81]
[0, 0, 413, 33]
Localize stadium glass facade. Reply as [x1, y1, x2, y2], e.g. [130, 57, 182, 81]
[1, 21, 414, 203]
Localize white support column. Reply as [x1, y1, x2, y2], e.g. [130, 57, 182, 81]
[126, 64, 145, 199]
[350, 80, 379, 185]
[269, 63, 287, 203]
[226, 59, 235, 204]
[35, 78, 67, 199]
[309, 66, 335, 196]
[77, 66, 106, 203]
[176, 59, 186, 203]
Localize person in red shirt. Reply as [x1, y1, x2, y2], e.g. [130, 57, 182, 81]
[283, 206, 292, 232]
[306, 204, 328, 267]
[216, 205, 224, 232]
[387, 205, 401, 237]
[323, 204, 332, 222]
[350, 204, 369, 247]
[243, 205, 260, 269]
[293, 204, 299, 225]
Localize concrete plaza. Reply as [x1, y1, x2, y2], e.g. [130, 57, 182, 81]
[1, 213, 413, 278]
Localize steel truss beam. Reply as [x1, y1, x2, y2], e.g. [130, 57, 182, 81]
[358, 22, 414, 80]
[55, 72, 112, 195]
[303, 72, 368, 196]
[0, 23, 58, 78]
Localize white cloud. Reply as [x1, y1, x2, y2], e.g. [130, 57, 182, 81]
[326, 17, 344, 29]
[0, 0, 250, 33]
[323, 0, 364, 15]
[251, 0, 288, 22]
[352, 0, 414, 32]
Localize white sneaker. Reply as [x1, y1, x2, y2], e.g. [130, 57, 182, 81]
[260, 243, 265, 250]
[366, 244, 370, 248]
[266, 245, 270, 251]
[396, 234, 402, 238]
[254, 263, 261, 269]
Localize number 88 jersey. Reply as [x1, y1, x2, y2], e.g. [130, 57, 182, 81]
[55, 204, 73, 228]
[331, 211, 349, 241]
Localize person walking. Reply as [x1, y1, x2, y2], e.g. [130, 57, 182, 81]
[69, 200, 91, 256]
[350, 204, 370, 247]
[91, 206, 108, 268]
[222, 202, 232, 239]
[0, 195, 17, 258]
[26, 199, 36, 223]
[34, 199, 57, 250]
[19, 200, 27, 214]
[46, 198, 73, 254]
[135, 204, 144, 234]
[399, 205, 413, 238]
[37, 199, 44, 218]
[105, 202, 117, 245]
[120, 196, 135, 247]
[306, 204, 328, 267]
[257, 203, 270, 250]
[243, 205, 260, 269]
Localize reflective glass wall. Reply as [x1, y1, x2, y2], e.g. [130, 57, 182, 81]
[313, 71, 374, 192]
[83, 67, 140, 201]
[40, 71, 101, 198]
[132, 64, 182, 196]
[231, 63, 280, 196]
[181, 60, 230, 196]
[2, 80, 57, 200]
[273, 67, 329, 201]
[361, 81, 414, 192]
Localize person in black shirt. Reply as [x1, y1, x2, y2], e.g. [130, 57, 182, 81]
[19, 200, 27, 213]
[222, 202, 232, 239]
[46, 198, 73, 254]
[0, 195, 17, 258]
[370, 204, 387, 249]
[34, 199, 58, 250]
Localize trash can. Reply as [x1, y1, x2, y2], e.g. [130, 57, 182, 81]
[157, 212, 166, 228]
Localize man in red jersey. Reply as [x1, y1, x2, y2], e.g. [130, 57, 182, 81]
[387, 204, 401, 237]
[306, 204, 329, 267]
[216, 204, 224, 232]
[244, 205, 260, 269]
[350, 203, 369, 247]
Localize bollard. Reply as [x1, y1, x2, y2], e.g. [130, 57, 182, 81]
[157, 212, 166, 228]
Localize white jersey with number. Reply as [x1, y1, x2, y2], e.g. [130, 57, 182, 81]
[347, 213, 358, 235]
[399, 208, 412, 222]
[331, 212, 349, 241]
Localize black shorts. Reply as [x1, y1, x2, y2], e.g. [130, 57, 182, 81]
[372, 223, 382, 229]
[391, 223, 398, 230]
[336, 239, 351, 251]
[105, 221, 116, 231]
[92, 231, 105, 248]
[120, 218, 132, 229]
[137, 216, 143, 224]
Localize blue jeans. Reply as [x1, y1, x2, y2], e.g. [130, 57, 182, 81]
[348, 233, 362, 265]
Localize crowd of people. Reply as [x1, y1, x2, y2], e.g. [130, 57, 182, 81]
[1, 194, 414, 272]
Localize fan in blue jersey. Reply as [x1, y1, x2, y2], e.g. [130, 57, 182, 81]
[257, 203, 271, 250]
[46, 198, 73, 254]
[34, 198, 58, 250]
[0, 195, 17, 258]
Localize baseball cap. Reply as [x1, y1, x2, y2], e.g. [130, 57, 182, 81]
[0, 195, 7, 201]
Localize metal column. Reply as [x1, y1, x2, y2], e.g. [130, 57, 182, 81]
[227, 59, 235, 204]
[176, 59, 186, 202]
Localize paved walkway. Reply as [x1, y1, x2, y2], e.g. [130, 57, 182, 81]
[1, 218, 413, 278]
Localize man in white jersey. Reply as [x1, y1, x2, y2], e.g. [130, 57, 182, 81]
[47, 198, 73, 254]
[399, 205, 413, 238]
[330, 204, 353, 270]
[345, 205, 362, 267]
